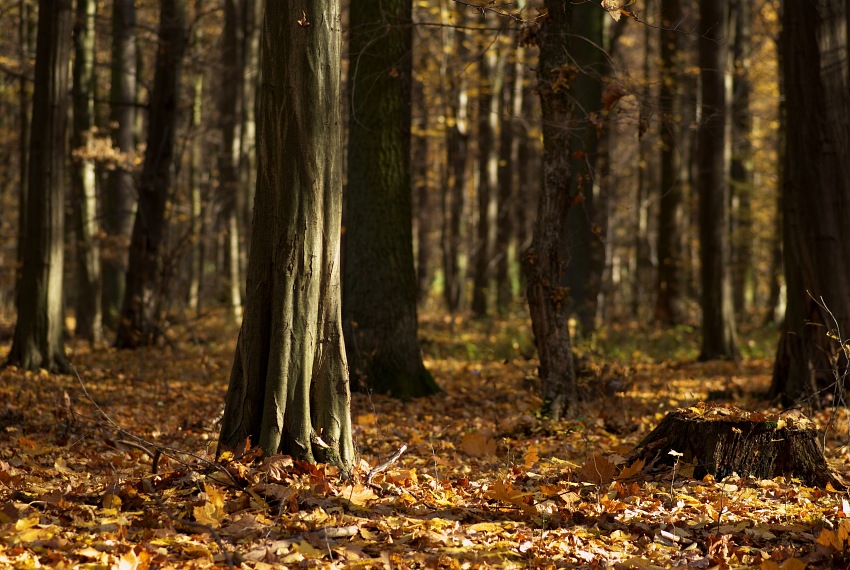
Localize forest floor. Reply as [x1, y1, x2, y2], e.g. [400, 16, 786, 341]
[1, 309, 850, 568]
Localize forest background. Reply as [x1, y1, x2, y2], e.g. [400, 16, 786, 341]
[1, 0, 850, 568]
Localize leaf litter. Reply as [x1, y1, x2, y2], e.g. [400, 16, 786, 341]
[0, 310, 849, 568]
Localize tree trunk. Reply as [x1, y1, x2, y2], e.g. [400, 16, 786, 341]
[343, 0, 439, 399]
[697, 0, 738, 360]
[187, 0, 205, 314]
[523, 0, 577, 421]
[115, 0, 186, 348]
[562, 3, 605, 336]
[630, 406, 843, 489]
[471, 47, 500, 317]
[71, 0, 103, 343]
[102, 0, 137, 329]
[412, 64, 431, 302]
[218, 0, 354, 473]
[729, 0, 754, 316]
[441, 19, 468, 313]
[653, 0, 683, 326]
[15, 0, 34, 320]
[238, 0, 261, 247]
[6, 0, 73, 373]
[219, 0, 243, 322]
[772, 0, 850, 405]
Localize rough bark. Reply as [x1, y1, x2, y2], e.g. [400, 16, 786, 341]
[218, 0, 354, 474]
[71, 0, 103, 343]
[772, 0, 850, 406]
[653, 0, 683, 326]
[697, 0, 738, 361]
[630, 406, 843, 489]
[343, 0, 438, 398]
[7, 0, 73, 373]
[102, 0, 137, 329]
[522, 0, 577, 420]
[115, 0, 186, 348]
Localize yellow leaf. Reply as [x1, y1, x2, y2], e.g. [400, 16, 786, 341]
[102, 494, 122, 510]
[617, 458, 645, 481]
[341, 483, 377, 507]
[295, 539, 325, 559]
[523, 443, 539, 469]
[461, 432, 497, 458]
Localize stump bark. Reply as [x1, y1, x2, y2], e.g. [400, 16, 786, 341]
[630, 403, 843, 489]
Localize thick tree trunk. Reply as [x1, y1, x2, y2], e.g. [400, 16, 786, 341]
[102, 0, 137, 329]
[218, 0, 354, 473]
[523, 0, 577, 420]
[71, 0, 103, 343]
[697, 0, 738, 360]
[343, 0, 438, 398]
[115, 0, 186, 348]
[562, 3, 605, 336]
[238, 0, 261, 247]
[219, 0, 243, 321]
[630, 406, 843, 489]
[15, 0, 34, 318]
[653, 0, 682, 326]
[7, 0, 73, 373]
[772, 0, 850, 405]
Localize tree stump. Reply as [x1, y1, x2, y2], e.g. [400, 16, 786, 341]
[629, 403, 844, 489]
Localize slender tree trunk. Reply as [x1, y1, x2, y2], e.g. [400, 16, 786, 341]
[7, 0, 73, 372]
[220, 0, 243, 321]
[218, 0, 354, 472]
[71, 0, 103, 343]
[471, 47, 501, 317]
[103, 0, 137, 329]
[187, 0, 205, 314]
[654, 0, 683, 325]
[15, 0, 34, 314]
[698, 0, 738, 360]
[412, 75, 432, 302]
[343, 0, 438, 398]
[562, 3, 605, 336]
[115, 0, 186, 348]
[523, 0, 577, 420]
[729, 0, 754, 316]
[238, 0, 261, 247]
[772, 0, 850, 405]
[441, 23, 468, 313]
[632, 18, 652, 319]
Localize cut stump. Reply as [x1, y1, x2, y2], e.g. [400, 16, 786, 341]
[629, 403, 844, 489]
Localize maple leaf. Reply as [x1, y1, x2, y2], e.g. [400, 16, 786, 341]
[578, 454, 617, 485]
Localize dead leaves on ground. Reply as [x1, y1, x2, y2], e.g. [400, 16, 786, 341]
[0, 313, 849, 567]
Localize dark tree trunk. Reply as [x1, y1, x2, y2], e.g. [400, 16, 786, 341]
[653, 0, 683, 326]
[523, 0, 577, 420]
[219, 0, 243, 321]
[71, 0, 103, 343]
[218, 0, 354, 473]
[771, 0, 850, 405]
[343, 0, 438, 398]
[630, 406, 843, 489]
[238, 0, 261, 253]
[7, 0, 73, 373]
[561, 3, 605, 336]
[187, 0, 205, 314]
[102, 0, 137, 329]
[412, 72, 432, 302]
[471, 48, 500, 317]
[729, 0, 754, 316]
[115, 0, 186, 348]
[697, 0, 738, 360]
[495, 40, 523, 313]
[15, 0, 35, 319]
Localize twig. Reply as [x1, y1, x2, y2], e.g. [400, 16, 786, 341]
[142, 479, 235, 570]
[366, 444, 408, 484]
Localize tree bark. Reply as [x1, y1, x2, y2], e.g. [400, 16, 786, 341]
[772, 0, 850, 405]
[102, 0, 137, 329]
[697, 0, 738, 360]
[7, 0, 73, 373]
[562, 3, 605, 336]
[71, 0, 103, 343]
[523, 0, 577, 420]
[218, 0, 354, 473]
[343, 0, 439, 398]
[630, 406, 843, 489]
[187, 0, 205, 314]
[115, 0, 186, 348]
[653, 0, 683, 326]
